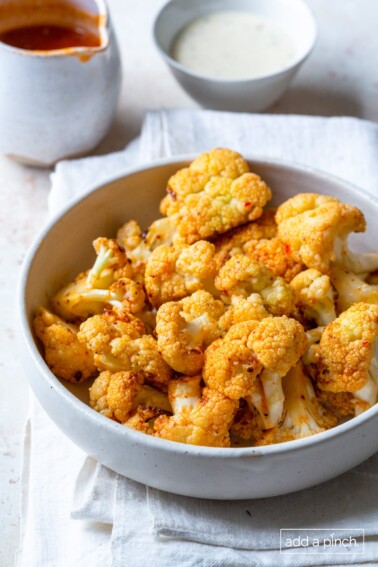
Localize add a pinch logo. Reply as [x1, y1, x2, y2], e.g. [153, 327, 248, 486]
[280, 529, 365, 555]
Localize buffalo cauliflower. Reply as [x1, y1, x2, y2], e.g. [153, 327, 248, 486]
[160, 149, 272, 244]
[314, 303, 378, 414]
[213, 208, 278, 269]
[156, 291, 224, 375]
[257, 363, 337, 445]
[218, 293, 270, 333]
[33, 307, 97, 383]
[145, 240, 217, 307]
[290, 269, 336, 326]
[276, 193, 368, 274]
[89, 370, 171, 422]
[331, 268, 378, 312]
[78, 311, 172, 385]
[215, 254, 294, 316]
[204, 317, 308, 428]
[154, 386, 238, 447]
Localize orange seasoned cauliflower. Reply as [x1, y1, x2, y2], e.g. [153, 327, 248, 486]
[78, 311, 172, 385]
[145, 240, 217, 307]
[276, 193, 368, 274]
[215, 254, 294, 316]
[331, 268, 378, 312]
[204, 317, 308, 428]
[245, 237, 305, 282]
[290, 269, 336, 326]
[89, 370, 171, 422]
[160, 149, 272, 244]
[213, 208, 278, 269]
[314, 303, 378, 414]
[257, 363, 337, 445]
[218, 293, 269, 333]
[156, 291, 225, 375]
[230, 403, 265, 444]
[154, 385, 238, 447]
[33, 307, 97, 383]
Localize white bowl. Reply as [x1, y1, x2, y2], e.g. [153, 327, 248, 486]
[18, 156, 378, 500]
[153, 0, 317, 112]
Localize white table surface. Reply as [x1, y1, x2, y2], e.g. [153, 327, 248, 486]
[1, 0, 378, 564]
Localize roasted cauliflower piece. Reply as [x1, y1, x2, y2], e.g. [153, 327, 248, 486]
[213, 208, 278, 269]
[331, 268, 378, 312]
[154, 385, 238, 447]
[275, 193, 369, 274]
[204, 317, 308, 429]
[87, 237, 133, 287]
[145, 241, 217, 308]
[52, 237, 136, 321]
[78, 311, 172, 385]
[314, 303, 378, 414]
[218, 293, 270, 333]
[89, 370, 171, 422]
[117, 217, 178, 275]
[160, 149, 272, 244]
[257, 363, 337, 445]
[156, 291, 225, 375]
[290, 269, 336, 326]
[160, 148, 250, 216]
[215, 254, 294, 316]
[33, 307, 97, 383]
[124, 406, 163, 434]
[245, 237, 305, 283]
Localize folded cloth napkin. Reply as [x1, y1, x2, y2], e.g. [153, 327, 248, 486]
[18, 110, 378, 567]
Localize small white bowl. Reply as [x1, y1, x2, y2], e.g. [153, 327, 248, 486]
[153, 0, 317, 112]
[18, 156, 378, 499]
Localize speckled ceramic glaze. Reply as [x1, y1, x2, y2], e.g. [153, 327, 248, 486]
[18, 157, 378, 499]
[0, 0, 121, 166]
[153, 0, 317, 112]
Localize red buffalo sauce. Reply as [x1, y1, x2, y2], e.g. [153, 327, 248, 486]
[0, 23, 100, 50]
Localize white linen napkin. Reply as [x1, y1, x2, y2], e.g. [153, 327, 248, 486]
[18, 110, 378, 567]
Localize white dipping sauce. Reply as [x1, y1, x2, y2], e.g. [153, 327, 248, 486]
[171, 11, 297, 80]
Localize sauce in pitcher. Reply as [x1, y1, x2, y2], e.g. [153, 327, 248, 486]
[0, 23, 100, 51]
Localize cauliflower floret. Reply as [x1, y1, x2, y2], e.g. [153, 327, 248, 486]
[117, 218, 179, 275]
[156, 291, 225, 375]
[161, 148, 250, 216]
[315, 303, 378, 414]
[168, 375, 202, 413]
[275, 193, 368, 274]
[124, 406, 164, 434]
[290, 269, 336, 326]
[213, 208, 278, 269]
[244, 237, 305, 283]
[53, 276, 145, 321]
[215, 254, 294, 316]
[145, 241, 217, 308]
[218, 293, 270, 333]
[160, 149, 272, 244]
[89, 370, 171, 422]
[257, 363, 337, 445]
[78, 312, 172, 385]
[331, 268, 378, 312]
[203, 320, 263, 400]
[87, 237, 133, 288]
[33, 306, 97, 383]
[204, 317, 308, 430]
[154, 386, 238, 447]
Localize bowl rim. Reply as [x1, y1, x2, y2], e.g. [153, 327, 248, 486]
[152, 0, 317, 84]
[18, 153, 378, 459]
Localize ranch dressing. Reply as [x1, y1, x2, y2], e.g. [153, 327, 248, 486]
[171, 11, 297, 80]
